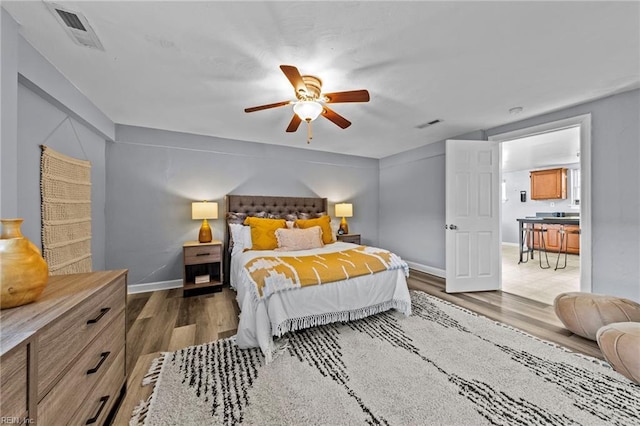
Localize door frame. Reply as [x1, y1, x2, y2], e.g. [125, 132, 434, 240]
[488, 113, 592, 293]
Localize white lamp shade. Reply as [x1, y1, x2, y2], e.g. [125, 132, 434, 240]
[293, 101, 323, 122]
[335, 203, 353, 218]
[192, 201, 218, 220]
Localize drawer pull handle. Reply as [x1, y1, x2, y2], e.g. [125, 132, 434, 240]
[87, 351, 111, 375]
[87, 307, 110, 324]
[196, 252, 211, 256]
[85, 395, 109, 424]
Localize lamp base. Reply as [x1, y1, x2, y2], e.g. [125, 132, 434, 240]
[339, 217, 349, 235]
[198, 219, 212, 243]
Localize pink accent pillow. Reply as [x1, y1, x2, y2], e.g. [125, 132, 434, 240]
[275, 226, 324, 251]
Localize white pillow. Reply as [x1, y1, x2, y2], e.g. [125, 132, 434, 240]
[229, 223, 252, 256]
[275, 226, 324, 251]
[330, 220, 339, 242]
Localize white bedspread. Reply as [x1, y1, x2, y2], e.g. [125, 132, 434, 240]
[230, 242, 412, 360]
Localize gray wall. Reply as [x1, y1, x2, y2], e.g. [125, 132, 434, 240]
[378, 131, 485, 274]
[16, 83, 108, 270]
[107, 125, 379, 286]
[1, 8, 19, 218]
[1, 11, 114, 270]
[379, 89, 639, 301]
[502, 164, 579, 244]
[488, 89, 640, 301]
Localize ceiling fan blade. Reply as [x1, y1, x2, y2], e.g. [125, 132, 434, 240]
[244, 100, 291, 113]
[321, 106, 351, 129]
[323, 90, 370, 103]
[280, 65, 308, 96]
[286, 114, 302, 132]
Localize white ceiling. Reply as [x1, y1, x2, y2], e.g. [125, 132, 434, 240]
[501, 126, 580, 173]
[4, 1, 639, 159]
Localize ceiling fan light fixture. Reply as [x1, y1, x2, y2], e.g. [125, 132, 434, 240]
[293, 101, 323, 122]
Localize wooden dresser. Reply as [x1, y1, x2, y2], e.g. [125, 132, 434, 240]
[0, 270, 127, 425]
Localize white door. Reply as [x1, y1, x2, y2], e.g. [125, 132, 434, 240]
[445, 139, 501, 293]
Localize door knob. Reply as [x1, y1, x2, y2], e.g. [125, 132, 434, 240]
[449, 224, 458, 230]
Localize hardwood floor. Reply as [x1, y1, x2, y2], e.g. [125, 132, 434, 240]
[112, 271, 601, 424]
[112, 287, 240, 425]
[407, 270, 601, 359]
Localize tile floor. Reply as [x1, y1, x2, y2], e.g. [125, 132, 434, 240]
[502, 244, 580, 305]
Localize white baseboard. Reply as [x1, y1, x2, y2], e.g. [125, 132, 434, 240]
[501, 242, 520, 247]
[406, 261, 445, 278]
[128, 279, 182, 294]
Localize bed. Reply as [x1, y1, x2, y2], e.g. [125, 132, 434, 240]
[224, 195, 412, 360]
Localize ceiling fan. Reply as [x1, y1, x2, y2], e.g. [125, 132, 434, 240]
[244, 65, 370, 143]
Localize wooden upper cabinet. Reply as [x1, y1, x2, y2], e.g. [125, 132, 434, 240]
[530, 168, 567, 200]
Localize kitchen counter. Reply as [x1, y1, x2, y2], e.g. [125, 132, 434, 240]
[516, 217, 580, 262]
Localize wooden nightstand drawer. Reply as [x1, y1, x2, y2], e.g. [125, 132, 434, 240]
[38, 311, 125, 426]
[183, 241, 223, 294]
[37, 274, 126, 398]
[184, 244, 221, 265]
[337, 234, 361, 244]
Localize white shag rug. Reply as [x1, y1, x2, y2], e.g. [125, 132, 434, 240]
[131, 290, 640, 425]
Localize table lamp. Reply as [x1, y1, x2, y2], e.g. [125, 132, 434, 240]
[335, 203, 353, 235]
[192, 201, 218, 243]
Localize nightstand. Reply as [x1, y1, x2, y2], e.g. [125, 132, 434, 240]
[183, 240, 223, 295]
[337, 233, 361, 244]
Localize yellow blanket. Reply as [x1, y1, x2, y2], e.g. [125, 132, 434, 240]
[244, 246, 408, 300]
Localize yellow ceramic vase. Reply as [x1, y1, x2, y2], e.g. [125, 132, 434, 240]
[0, 218, 49, 309]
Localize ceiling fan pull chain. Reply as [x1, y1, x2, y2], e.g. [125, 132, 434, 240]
[307, 120, 312, 144]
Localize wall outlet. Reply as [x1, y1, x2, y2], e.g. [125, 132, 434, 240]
[550, 202, 555, 207]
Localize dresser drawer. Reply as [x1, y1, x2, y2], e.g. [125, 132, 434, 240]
[69, 347, 125, 426]
[37, 275, 125, 398]
[184, 244, 221, 265]
[0, 343, 29, 419]
[37, 311, 125, 426]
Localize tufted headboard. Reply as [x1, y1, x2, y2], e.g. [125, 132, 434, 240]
[223, 195, 328, 284]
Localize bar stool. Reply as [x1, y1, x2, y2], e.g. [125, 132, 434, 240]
[520, 223, 534, 263]
[531, 225, 550, 269]
[555, 226, 580, 270]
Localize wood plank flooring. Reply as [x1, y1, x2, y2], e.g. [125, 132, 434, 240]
[112, 287, 240, 425]
[112, 271, 600, 424]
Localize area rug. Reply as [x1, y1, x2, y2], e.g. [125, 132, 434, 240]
[40, 145, 92, 274]
[131, 290, 640, 425]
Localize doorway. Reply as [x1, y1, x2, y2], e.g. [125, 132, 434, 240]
[489, 114, 592, 304]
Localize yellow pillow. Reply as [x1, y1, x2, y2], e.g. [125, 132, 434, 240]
[295, 215, 334, 245]
[243, 217, 286, 250]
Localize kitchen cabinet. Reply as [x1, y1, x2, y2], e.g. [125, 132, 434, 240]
[530, 168, 567, 200]
[530, 224, 579, 254]
[565, 226, 580, 254]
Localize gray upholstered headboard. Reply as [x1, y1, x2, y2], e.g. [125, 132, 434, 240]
[223, 195, 328, 284]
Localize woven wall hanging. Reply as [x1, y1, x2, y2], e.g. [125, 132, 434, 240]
[40, 145, 92, 275]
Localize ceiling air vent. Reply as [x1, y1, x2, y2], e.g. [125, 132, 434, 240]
[47, 3, 104, 50]
[415, 119, 443, 129]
